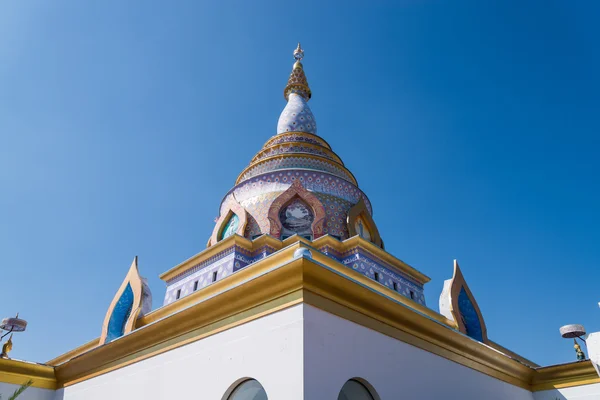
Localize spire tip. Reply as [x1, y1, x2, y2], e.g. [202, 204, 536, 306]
[293, 43, 304, 62]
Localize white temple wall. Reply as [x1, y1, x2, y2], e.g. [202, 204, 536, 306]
[303, 304, 535, 400]
[0, 382, 55, 400]
[533, 382, 600, 400]
[55, 305, 304, 400]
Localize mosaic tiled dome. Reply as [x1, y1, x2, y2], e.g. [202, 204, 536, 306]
[211, 45, 380, 245]
[277, 93, 317, 134]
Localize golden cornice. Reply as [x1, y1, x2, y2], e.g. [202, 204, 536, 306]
[158, 234, 279, 283]
[46, 338, 98, 366]
[48, 242, 523, 389]
[0, 358, 57, 389]
[531, 361, 600, 391]
[38, 242, 600, 392]
[488, 340, 539, 368]
[55, 252, 308, 387]
[250, 141, 345, 166]
[159, 234, 430, 288]
[235, 153, 358, 186]
[313, 235, 431, 285]
[263, 131, 332, 150]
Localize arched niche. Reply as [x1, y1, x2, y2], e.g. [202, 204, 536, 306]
[337, 378, 380, 400]
[347, 198, 382, 248]
[209, 194, 248, 246]
[267, 179, 326, 240]
[439, 260, 488, 342]
[99, 257, 145, 345]
[222, 378, 268, 400]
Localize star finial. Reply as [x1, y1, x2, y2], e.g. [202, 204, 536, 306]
[293, 43, 304, 62]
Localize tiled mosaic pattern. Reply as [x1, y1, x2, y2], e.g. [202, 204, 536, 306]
[238, 191, 281, 235]
[231, 172, 371, 212]
[342, 252, 426, 305]
[239, 155, 354, 183]
[163, 245, 276, 305]
[314, 192, 353, 239]
[251, 144, 338, 163]
[244, 214, 263, 239]
[164, 241, 426, 307]
[458, 287, 484, 341]
[318, 244, 425, 305]
[277, 93, 317, 134]
[265, 132, 330, 149]
[284, 64, 311, 101]
[106, 283, 134, 342]
[214, 171, 373, 240]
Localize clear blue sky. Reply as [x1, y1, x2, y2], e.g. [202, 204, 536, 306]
[1, 0, 598, 366]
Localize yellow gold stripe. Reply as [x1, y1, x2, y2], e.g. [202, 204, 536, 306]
[235, 153, 358, 185]
[60, 292, 303, 388]
[0, 358, 56, 389]
[34, 242, 600, 392]
[250, 141, 345, 165]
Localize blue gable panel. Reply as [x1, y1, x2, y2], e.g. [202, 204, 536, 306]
[106, 283, 134, 342]
[458, 287, 484, 342]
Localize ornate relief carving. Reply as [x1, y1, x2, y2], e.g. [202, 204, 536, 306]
[267, 179, 326, 239]
[209, 194, 248, 247]
[347, 198, 383, 248]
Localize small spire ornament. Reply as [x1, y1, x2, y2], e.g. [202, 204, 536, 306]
[293, 42, 304, 62]
[284, 43, 311, 101]
[0, 334, 13, 359]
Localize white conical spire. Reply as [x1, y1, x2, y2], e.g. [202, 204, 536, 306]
[276, 43, 317, 134]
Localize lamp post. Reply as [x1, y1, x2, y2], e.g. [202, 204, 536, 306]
[560, 324, 587, 361]
[0, 313, 27, 359]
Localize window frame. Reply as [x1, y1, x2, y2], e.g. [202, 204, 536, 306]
[337, 378, 380, 400]
[222, 378, 268, 400]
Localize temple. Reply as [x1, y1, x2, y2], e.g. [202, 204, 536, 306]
[1, 44, 599, 400]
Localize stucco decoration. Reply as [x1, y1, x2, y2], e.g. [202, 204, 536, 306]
[347, 198, 383, 248]
[439, 260, 488, 343]
[267, 179, 326, 239]
[209, 194, 248, 247]
[100, 257, 145, 345]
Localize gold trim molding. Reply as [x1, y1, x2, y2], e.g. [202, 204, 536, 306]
[0, 358, 56, 389]
[235, 153, 358, 185]
[532, 361, 600, 391]
[43, 243, 529, 389]
[31, 241, 600, 393]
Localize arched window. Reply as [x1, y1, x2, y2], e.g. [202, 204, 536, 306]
[220, 213, 240, 241]
[227, 379, 268, 400]
[337, 379, 377, 400]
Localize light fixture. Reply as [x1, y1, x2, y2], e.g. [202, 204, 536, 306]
[560, 324, 587, 361]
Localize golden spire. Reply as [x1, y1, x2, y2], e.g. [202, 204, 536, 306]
[1, 334, 13, 359]
[284, 43, 311, 101]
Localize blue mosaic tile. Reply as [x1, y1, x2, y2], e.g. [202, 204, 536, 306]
[458, 287, 483, 341]
[106, 283, 133, 342]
